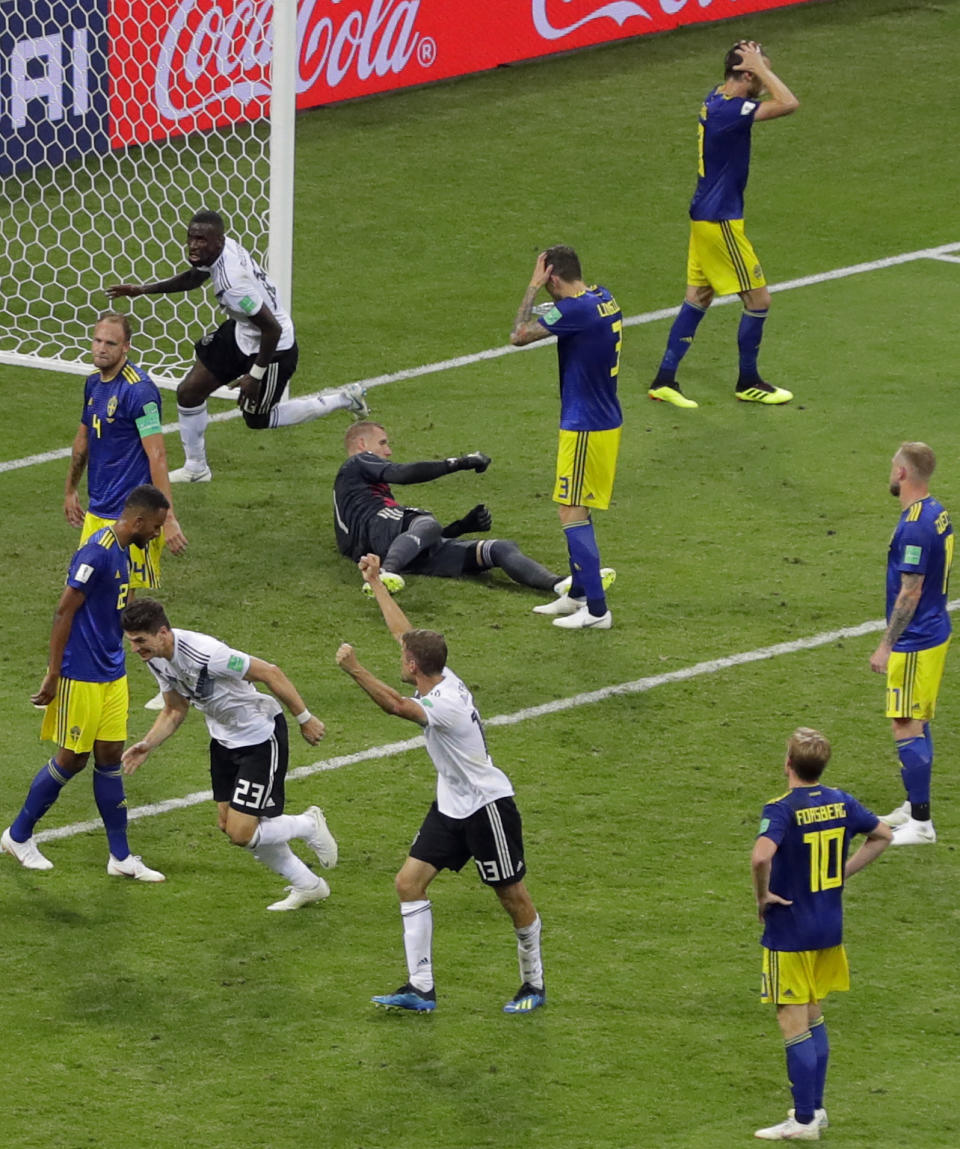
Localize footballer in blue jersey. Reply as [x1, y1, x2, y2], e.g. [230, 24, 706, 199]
[1, 486, 169, 879]
[64, 313, 187, 587]
[751, 728, 891, 1141]
[511, 246, 621, 629]
[871, 443, 953, 846]
[649, 40, 798, 410]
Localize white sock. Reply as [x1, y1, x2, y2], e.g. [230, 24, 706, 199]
[515, 913, 543, 989]
[177, 402, 209, 468]
[400, 899, 434, 991]
[269, 393, 348, 427]
[247, 813, 313, 847]
[251, 841, 319, 888]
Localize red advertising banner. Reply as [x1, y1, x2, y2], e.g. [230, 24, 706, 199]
[109, 0, 813, 148]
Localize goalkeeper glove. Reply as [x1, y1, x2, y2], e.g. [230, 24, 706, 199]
[447, 452, 491, 473]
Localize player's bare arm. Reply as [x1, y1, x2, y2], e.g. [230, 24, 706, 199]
[236, 305, 283, 401]
[751, 835, 793, 921]
[336, 643, 428, 725]
[869, 572, 924, 673]
[140, 432, 187, 554]
[735, 41, 799, 120]
[31, 585, 86, 705]
[105, 268, 209, 298]
[121, 692, 191, 774]
[511, 252, 555, 346]
[64, 423, 89, 527]
[244, 656, 325, 745]
[844, 821, 893, 877]
[359, 554, 415, 642]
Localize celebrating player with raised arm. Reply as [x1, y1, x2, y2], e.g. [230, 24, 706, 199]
[336, 553, 545, 1014]
[121, 598, 337, 911]
[107, 209, 367, 483]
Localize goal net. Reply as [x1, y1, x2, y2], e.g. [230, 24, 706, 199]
[0, 0, 291, 386]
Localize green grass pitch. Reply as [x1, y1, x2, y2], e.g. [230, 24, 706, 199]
[1, 0, 959, 1146]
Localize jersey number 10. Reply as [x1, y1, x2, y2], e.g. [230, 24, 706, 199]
[803, 827, 844, 893]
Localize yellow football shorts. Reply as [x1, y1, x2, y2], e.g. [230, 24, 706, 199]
[885, 639, 950, 720]
[40, 676, 129, 753]
[81, 511, 164, 589]
[554, 427, 621, 510]
[687, 219, 766, 296]
[761, 944, 849, 1006]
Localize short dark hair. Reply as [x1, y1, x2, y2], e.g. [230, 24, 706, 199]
[543, 245, 582, 283]
[190, 209, 226, 233]
[724, 41, 762, 78]
[96, 311, 132, 341]
[123, 484, 170, 514]
[787, 727, 831, 783]
[122, 597, 170, 633]
[402, 629, 447, 676]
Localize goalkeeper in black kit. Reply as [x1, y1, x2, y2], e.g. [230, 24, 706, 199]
[333, 421, 567, 598]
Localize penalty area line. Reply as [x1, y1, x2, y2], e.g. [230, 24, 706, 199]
[3, 240, 958, 477]
[36, 603, 952, 846]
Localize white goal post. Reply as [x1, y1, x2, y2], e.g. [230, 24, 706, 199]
[0, 0, 296, 388]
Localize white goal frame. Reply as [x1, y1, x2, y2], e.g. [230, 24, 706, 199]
[0, 0, 296, 390]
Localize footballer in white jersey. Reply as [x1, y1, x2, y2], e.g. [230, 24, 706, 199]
[337, 554, 546, 1015]
[106, 209, 366, 482]
[121, 599, 337, 912]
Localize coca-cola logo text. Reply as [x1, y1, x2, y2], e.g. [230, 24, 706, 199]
[154, 0, 431, 120]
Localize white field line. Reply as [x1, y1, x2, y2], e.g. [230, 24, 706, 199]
[3, 241, 958, 478]
[38, 602, 960, 845]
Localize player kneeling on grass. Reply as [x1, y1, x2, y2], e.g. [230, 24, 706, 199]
[120, 599, 337, 911]
[336, 553, 545, 1014]
[751, 728, 891, 1141]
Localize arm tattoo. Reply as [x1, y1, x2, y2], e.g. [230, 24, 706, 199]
[885, 574, 923, 647]
[514, 284, 540, 333]
[67, 442, 88, 490]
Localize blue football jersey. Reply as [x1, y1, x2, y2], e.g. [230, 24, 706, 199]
[886, 497, 953, 650]
[61, 527, 130, 682]
[689, 86, 758, 222]
[758, 784, 878, 952]
[82, 361, 162, 518]
[536, 286, 623, 431]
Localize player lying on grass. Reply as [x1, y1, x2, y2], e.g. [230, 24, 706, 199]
[333, 421, 602, 601]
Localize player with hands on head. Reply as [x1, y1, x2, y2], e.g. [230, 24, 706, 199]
[649, 39, 799, 408]
[107, 209, 367, 483]
[121, 598, 337, 911]
[336, 553, 546, 1015]
[334, 421, 565, 599]
[511, 245, 621, 628]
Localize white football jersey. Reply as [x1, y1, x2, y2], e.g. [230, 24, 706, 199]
[146, 628, 282, 749]
[417, 667, 514, 819]
[197, 237, 295, 356]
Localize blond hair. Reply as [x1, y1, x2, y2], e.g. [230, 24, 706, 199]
[787, 727, 831, 782]
[896, 442, 936, 482]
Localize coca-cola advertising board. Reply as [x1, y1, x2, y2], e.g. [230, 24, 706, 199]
[108, 0, 814, 148]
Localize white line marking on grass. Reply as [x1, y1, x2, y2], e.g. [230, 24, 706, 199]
[40, 603, 960, 845]
[930, 253, 960, 265]
[5, 241, 959, 477]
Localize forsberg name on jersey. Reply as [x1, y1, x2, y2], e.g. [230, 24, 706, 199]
[794, 802, 847, 826]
